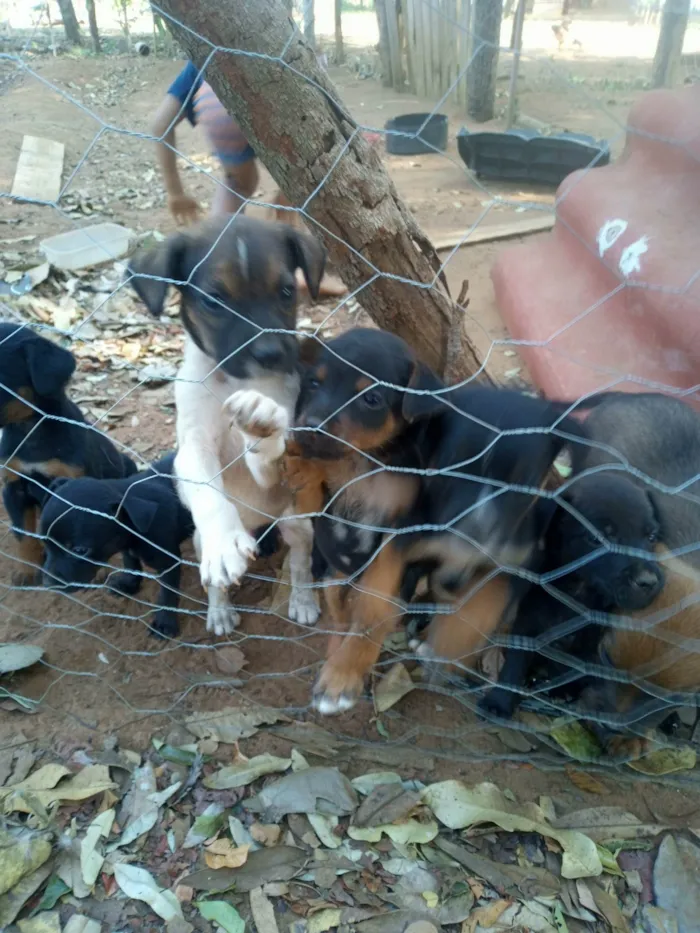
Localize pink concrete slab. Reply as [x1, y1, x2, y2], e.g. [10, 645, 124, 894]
[492, 85, 700, 402]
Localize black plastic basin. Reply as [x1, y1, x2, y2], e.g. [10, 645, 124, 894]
[385, 112, 449, 156]
[457, 128, 610, 187]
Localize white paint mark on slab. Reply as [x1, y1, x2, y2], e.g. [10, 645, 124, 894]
[11, 135, 65, 203]
[597, 218, 628, 257]
[619, 236, 649, 277]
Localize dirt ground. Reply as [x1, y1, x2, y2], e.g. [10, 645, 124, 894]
[2, 39, 700, 820]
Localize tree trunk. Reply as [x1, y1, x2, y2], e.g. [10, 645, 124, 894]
[303, 0, 315, 48]
[85, 0, 100, 53]
[56, 0, 82, 45]
[334, 0, 345, 64]
[652, 0, 690, 88]
[374, 0, 394, 87]
[468, 0, 503, 122]
[157, 0, 485, 381]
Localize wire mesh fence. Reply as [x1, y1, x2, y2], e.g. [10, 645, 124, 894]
[2, 0, 700, 790]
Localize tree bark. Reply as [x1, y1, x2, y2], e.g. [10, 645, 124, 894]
[157, 0, 485, 381]
[652, 0, 690, 88]
[468, 0, 503, 122]
[56, 0, 82, 46]
[85, 0, 100, 53]
[334, 0, 345, 64]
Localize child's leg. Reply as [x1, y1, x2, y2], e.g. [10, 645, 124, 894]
[193, 82, 258, 216]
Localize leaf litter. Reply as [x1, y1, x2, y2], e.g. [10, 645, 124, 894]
[0, 703, 697, 932]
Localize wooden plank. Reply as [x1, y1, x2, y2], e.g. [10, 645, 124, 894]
[431, 214, 554, 251]
[408, 0, 426, 97]
[11, 135, 65, 203]
[421, 0, 433, 98]
[385, 0, 405, 91]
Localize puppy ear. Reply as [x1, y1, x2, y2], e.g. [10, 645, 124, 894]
[24, 336, 76, 398]
[298, 336, 321, 366]
[119, 491, 160, 535]
[401, 360, 446, 422]
[287, 228, 326, 301]
[128, 233, 189, 316]
[39, 476, 71, 508]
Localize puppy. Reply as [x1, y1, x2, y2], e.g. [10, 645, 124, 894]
[574, 550, 700, 760]
[40, 453, 193, 637]
[574, 391, 700, 567]
[0, 322, 136, 585]
[129, 215, 326, 634]
[294, 364, 587, 714]
[286, 327, 444, 714]
[479, 472, 664, 720]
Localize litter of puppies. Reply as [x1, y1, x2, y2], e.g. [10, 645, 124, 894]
[2, 214, 700, 773]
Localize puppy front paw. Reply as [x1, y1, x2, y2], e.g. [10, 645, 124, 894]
[224, 390, 288, 441]
[200, 530, 257, 589]
[151, 609, 180, 639]
[109, 571, 142, 597]
[288, 587, 320, 626]
[206, 600, 241, 636]
[312, 659, 366, 715]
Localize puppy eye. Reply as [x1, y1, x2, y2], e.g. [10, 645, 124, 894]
[72, 545, 91, 558]
[202, 293, 225, 313]
[362, 390, 383, 409]
[307, 376, 320, 391]
[280, 284, 295, 300]
[647, 528, 659, 543]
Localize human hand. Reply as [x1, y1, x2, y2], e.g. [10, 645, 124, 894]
[167, 192, 201, 226]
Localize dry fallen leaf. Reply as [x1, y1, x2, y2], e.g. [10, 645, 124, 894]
[374, 663, 415, 713]
[204, 839, 251, 870]
[250, 823, 282, 847]
[462, 898, 511, 933]
[566, 769, 611, 796]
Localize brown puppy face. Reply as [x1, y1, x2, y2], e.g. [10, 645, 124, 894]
[128, 216, 326, 379]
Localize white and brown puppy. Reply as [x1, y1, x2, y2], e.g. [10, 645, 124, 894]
[129, 215, 326, 633]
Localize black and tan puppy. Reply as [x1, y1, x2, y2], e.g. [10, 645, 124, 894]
[285, 327, 444, 713]
[0, 322, 136, 585]
[291, 345, 594, 714]
[41, 453, 194, 637]
[479, 472, 664, 720]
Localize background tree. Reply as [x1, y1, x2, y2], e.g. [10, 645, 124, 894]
[652, 0, 690, 88]
[56, 0, 82, 46]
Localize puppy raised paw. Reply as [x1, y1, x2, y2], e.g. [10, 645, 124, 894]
[224, 389, 288, 442]
[200, 529, 257, 590]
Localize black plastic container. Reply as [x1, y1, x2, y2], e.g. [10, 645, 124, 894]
[457, 128, 610, 186]
[385, 113, 449, 155]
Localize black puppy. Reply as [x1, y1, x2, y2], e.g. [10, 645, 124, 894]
[399, 384, 591, 600]
[479, 472, 664, 719]
[0, 322, 136, 584]
[573, 391, 700, 566]
[41, 453, 194, 637]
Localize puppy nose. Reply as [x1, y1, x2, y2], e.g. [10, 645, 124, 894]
[631, 567, 661, 592]
[250, 338, 287, 368]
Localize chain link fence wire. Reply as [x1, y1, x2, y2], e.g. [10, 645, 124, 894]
[2, 0, 700, 785]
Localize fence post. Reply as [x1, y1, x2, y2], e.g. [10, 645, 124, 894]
[303, 0, 315, 49]
[334, 0, 345, 64]
[652, 0, 690, 88]
[467, 0, 503, 121]
[505, 0, 525, 129]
